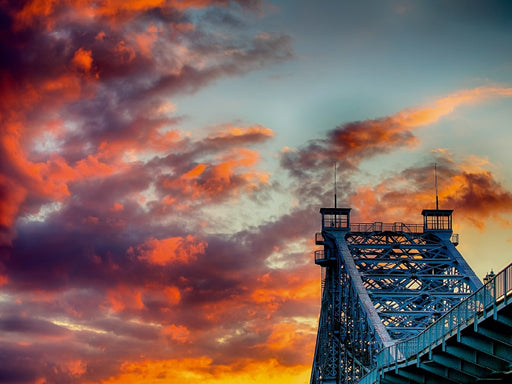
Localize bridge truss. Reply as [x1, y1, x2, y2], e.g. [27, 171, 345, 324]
[310, 208, 483, 384]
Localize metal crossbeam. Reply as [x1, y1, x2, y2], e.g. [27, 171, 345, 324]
[358, 263, 512, 383]
[310, 207, 483, 384]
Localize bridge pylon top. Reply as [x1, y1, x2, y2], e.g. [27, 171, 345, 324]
[421, 209, 453, 232]
[319, 207, 351, 231]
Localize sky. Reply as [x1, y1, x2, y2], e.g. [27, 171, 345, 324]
[1, 0, 512, 383]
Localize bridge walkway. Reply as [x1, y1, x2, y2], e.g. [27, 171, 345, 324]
[359, 263, 512, 383]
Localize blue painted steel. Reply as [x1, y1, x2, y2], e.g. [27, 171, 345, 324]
[310, 207, 483, 384]
[358, 262, 512, 384]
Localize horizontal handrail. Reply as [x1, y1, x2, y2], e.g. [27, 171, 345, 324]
[371, 262, 512, 374]
[349, 222, 424, 233]
[314, 249, 325, 262]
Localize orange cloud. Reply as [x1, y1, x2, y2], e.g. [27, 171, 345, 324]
[393, 86, 512, 128]
[330, 118, 418, 164]
[266, 322, 301, 350]
[113, 40, 137, 64]
[349, 154, 512, 228]
[0, 273, 8, 287]
[132, 235, 207, 265]
[339, 86, 512, 160]
[133, 25, 159, 58]
[0, 175, 27, 241]
[14, 0, 57, 30]
[40, 73, 84, 99]
[162, 324, 190, 343]
[163, 285, 181, 305]
[13, 0, 247, 30]
[284, 86, 512, 174]
[160, 146, 270, 203]
[0, 2, 302, 384]
[110, 202, 124, 212]
[212, 125, 275, 140]
[107, 286, 145, 312]
[85, 357, 310, 384]
[94, 127, 182, 161]
[74, 154, 118, 178]
[251, 273, 319, 318]
[72, 48, 94, 73]
[183, 164, 208, 179]
[223, 147, 261, 168]
[444, 171, 512, 229]
[0, 67, 97, 242]
[105, 283, 183, 315]
[63, 359, 87, 376]
[92, 0, 227, 19]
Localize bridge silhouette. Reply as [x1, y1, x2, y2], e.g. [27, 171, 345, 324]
[310, 207, 512, 383]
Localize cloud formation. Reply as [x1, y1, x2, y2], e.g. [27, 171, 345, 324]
[0, 1, 307, 383]
[280, 86, 512, 212]
[348, 153, 512, 226]
[1, 1, 512, 383]
[282, 86, 512, 177]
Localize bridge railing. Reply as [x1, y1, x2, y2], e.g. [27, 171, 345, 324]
[369, 262, 512, 378]
[349, 222, 424, 233]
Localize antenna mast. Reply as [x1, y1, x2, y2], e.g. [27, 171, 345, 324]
[334, 162, 337, 208]
[435, 163, 439, 210]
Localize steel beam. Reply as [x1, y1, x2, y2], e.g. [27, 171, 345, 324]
[443, 344, 508, 372]
[459, 335, 512, 364]
[477, 323, 512, 346]
[431, 352, 493, 378]
[310, 209, 486, 384]
[419, 361, 476, 383]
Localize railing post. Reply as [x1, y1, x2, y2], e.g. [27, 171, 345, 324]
[505, 268, 508, 305]
[394, 344, 398, 373]
[456, 304, 461, 342]
[493, 277, 498, 320]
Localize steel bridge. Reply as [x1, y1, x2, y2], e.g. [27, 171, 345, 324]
[310, 207, 512, 384]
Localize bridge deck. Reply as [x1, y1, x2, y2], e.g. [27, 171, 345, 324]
[359, 263, 512, 383]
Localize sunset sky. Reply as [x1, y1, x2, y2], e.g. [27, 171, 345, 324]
[1, 1, 512, 383]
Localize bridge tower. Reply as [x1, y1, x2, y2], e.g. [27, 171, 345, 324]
[310, 207, 483, 384]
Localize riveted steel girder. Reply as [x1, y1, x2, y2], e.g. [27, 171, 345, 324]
[310, 208, 483, 384]
[358, 265, 512, 384]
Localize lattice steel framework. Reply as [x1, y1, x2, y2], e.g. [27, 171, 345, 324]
[310, 208, 482, 384]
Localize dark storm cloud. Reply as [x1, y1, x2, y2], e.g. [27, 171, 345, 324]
[0, 344, 41, 384]
[0, 315, 67, 336]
